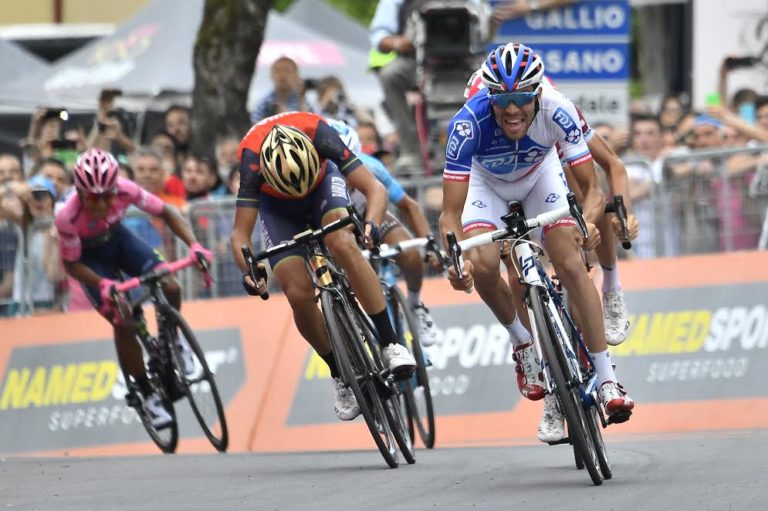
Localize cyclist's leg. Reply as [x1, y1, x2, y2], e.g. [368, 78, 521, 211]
[385, 217, 440, 345]
[80, 242, 144, 383]
[459, 175, 518, 326]
[315, 166, 415, 372]
[595, 212, 630, 345]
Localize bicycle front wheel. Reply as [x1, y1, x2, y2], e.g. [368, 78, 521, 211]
[164, 307, 229, 452]
[530, 286, 603, 486]
[389, 285, 435, 449]
[321, 291, 399, 468]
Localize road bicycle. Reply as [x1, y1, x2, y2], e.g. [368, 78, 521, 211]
[446, 193, 630, 486]
[242, 207, 415, 468]
[112, 253, 229, 453]
[363, 235, 447, 449]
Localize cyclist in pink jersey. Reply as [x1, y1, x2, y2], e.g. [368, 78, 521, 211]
[55, 148, 212, 428]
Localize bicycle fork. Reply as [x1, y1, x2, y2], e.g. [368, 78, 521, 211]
[514, 243, 582, 394]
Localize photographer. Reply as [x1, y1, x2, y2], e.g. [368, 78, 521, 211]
[314, 75, 371, 127]
[23, 107, 67, 170]
[249, 56, 312, 123]
[86, 89, 135, 156]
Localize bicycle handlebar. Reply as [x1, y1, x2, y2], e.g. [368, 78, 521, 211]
[241, 246, 269, 300]
[603, 195, 632, 250]
[114, 253, 211, 294]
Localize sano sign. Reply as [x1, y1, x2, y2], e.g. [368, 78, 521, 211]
[491, 0, 630, 127]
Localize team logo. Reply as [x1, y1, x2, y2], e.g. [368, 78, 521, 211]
[545, 193, 560, 203]
[523, 148, 546, 163]
[471, 200, 487, 209]
[552, 107, 581, 144]
[446, 120, 475, 160]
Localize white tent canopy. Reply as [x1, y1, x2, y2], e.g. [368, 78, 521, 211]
[0, 0, 382, 112]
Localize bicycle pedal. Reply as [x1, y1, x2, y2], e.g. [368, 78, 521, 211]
[546, 437, 571, 446]
[124, 392, 141, 408]
[607, 410, 632, 425]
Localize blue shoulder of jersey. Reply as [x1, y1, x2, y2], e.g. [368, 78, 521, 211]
[359, 153, 405, 205]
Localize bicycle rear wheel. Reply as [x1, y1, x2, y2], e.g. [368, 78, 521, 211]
[389, 285, 435, 449]
[164, 307, 229, 452]
[321, 291, 399, 468]
[123, 368, 178, 454]
[530, 286, 603, 486]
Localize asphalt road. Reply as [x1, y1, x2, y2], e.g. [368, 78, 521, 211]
[2, 430, 766, 511]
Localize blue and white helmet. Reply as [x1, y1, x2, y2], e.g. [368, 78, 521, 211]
[326, 118, 361, 155]
[480, 43, 545, 93]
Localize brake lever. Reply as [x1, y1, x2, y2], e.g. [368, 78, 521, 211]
[567, 192, 589, 241]
[195, 252, 214, 289]
[614, 195, 632, 250]
[446, 232, 472, 294]
[241, 245, 269, 300]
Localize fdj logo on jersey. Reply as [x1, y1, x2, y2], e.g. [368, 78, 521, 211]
[447, 121, 474, 159]
[552, 107, 581, 144]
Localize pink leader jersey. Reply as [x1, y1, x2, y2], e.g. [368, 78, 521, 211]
[55, 177, 165, 262]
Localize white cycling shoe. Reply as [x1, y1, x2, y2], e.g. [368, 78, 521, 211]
[537, 393, 565, 443]
[413, 303, 440, 347]
[142, 392, 173, 429]
[382, 343, 416, 379]
[603, 290, 630, 346]
[332, 378, 361, 421]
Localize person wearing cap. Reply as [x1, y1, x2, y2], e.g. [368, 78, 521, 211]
[0, 174, 65, 314]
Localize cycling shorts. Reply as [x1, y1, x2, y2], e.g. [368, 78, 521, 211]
[78, 222, 164, 309]
[258, 163, 351, 268]
[461, 150, 576, 244]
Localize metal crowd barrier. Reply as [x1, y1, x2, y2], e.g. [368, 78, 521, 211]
[5, 145, 768, 317]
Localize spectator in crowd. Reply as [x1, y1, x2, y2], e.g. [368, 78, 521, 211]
[593, 122, 630, 156]
[369, 0, 422, 173]
[130, 147, 185, 257]
[0, 175, 65, 314]
[718, 54, 762, 119]
[315, 75, 372, 127]
[23, 108, 65, 166]
[164, 105, 191, 156]
[215, 137, 241, 177]
[658, 93, 689, 132]
[182, 155, 218, 202]
[227, 164, 240, 195]
[250, 56, 311, 123]
[624, 114, 677, 258]
[357, 121, 396, 169]
[87, 89, 135, 157]
[32, 158, 72, 204]
[150, 130, 185, 198]
[0, 154, 24, 315]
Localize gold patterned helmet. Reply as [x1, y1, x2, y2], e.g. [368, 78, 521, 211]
[259, 125, 321, 198]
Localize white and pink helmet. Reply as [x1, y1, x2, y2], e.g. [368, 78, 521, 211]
[73, 148, 118, 194]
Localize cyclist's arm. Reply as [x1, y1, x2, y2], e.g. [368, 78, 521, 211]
[63, 260, 103, 288]
[395, 195, 431, 238]
[439, 179, 469, 249]
[569, 158, 605, 225]
[587, 132, 632, 211]
[231, 206, 259, 272]
[346, 166, 387, 226]
[159, 204, 197, 247]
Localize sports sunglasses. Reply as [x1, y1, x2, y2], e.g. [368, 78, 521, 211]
[489, 91, 538, 108]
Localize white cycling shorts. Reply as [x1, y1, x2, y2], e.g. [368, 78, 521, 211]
[461, 150, 576, 243]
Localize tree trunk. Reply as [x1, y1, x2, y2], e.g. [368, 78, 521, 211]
[190, 0, 273, 159]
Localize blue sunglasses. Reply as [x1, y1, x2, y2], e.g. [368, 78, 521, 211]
[489, 91, 538, 108]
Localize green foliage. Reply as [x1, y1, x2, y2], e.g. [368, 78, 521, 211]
[273, 0, 377, 25]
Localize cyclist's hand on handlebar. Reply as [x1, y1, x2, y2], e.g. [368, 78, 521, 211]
[611, 213, 639, 241]
[242, 263, 268, 297]
[363, 220, 380, 249]
[447, 259, 474, 292]
[578, 222, 601, 251]
[189, 242, 212, 270]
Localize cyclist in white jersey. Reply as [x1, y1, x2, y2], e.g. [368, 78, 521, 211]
[465, 68, 638, 347]
[440, 44, 634, 436]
